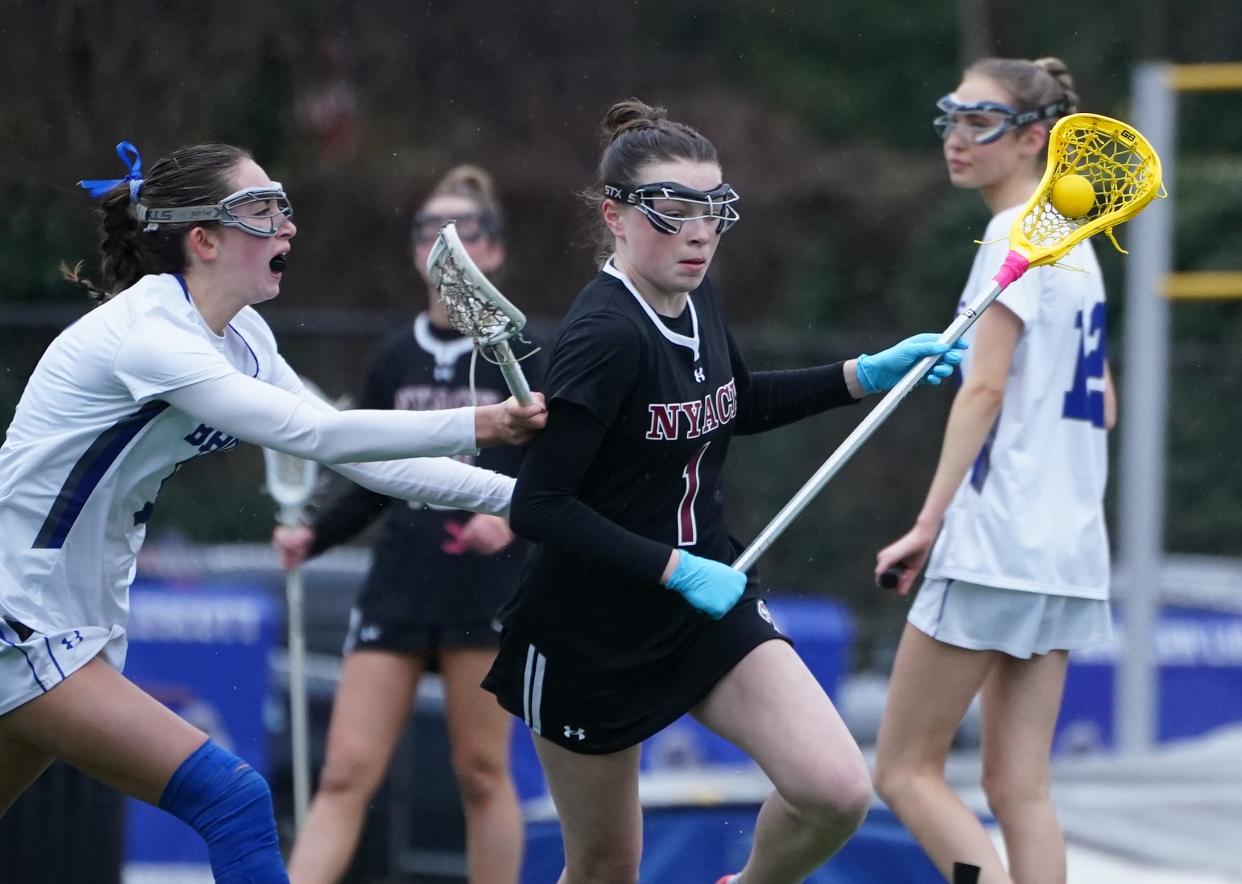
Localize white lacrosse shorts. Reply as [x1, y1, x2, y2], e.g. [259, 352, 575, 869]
[907, 578, 1112, 659]
[0, 619, 124, 715]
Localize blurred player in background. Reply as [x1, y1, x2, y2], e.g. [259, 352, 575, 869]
[0, 142, 544, 883]
[873, 57, 1114, 884]
[274, 165, 542, 884]
[482, 98, 965, 884]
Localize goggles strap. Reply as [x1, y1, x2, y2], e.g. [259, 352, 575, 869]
[136, 186, 292, 236]
[602, 182, 741, 235]
[1012, 99, 1073, 127]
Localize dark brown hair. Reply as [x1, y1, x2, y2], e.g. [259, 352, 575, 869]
[66, 143, 251, 302]
[586, 98, 721, 262]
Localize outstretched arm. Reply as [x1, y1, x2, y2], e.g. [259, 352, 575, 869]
[727, 330, 962, 435]
[728, 330, 857, 435]
[266, 450, 511, 571]
[330, 458, 513, 517]
[162, 372, 544, 464]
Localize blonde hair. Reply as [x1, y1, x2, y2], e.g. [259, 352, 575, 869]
[423, 164, 504, 239]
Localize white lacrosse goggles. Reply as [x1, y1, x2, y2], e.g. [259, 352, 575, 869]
[933, 94, 1070, 145]
[603, 181, 741, 235]
[137, 184, 294, 236]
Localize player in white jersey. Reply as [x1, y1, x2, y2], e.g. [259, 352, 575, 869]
[0, 141, 544, 883]
[872, 59, 1115, 884]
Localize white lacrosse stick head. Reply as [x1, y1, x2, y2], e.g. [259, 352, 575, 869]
[426, 222, 527, 348]
[262, 377, 325, 526]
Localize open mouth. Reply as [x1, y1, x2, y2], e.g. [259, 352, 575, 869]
[269, 253, 288, 274]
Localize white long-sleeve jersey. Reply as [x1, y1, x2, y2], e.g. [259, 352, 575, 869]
[0, 273, 513, 667]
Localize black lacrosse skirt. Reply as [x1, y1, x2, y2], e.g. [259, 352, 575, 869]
[482, 596, 790, 755]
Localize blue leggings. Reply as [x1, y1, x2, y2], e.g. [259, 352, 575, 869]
[158, 740, 289, 883]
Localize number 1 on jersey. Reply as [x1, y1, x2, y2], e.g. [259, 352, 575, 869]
[677, 441, 711, 546]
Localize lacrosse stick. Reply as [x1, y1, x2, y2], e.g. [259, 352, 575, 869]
[734, 113, 1163, 573]
[262, 379, 325, 833]
[426, 221, 534, 405]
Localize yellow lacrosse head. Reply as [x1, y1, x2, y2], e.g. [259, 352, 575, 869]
[1011, 113, 1163, 267]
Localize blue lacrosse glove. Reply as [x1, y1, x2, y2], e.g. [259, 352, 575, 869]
[664, 551, 746, 620]
[855, 333, 967, 395]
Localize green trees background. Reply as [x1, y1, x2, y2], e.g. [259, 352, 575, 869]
[1, 0, 1238, 663]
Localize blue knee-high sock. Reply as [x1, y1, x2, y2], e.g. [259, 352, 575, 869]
[159, 740, 289, 884]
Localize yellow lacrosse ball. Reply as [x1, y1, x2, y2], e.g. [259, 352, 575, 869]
[1050, 174, 1096, 218]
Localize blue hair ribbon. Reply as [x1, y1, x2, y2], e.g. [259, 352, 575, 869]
[77, 141, 144, 201]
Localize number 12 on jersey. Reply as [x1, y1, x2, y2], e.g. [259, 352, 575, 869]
[1062, 302, 1107, 429]
[677, 441, 711, 546]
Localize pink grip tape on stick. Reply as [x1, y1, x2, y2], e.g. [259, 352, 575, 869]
[992, 250, 1031, 290]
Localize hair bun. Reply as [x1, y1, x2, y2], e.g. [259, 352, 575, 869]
[437, 164, 496, 201]
[1034, 56, 1080, 113]
[602, 98, 668, 144]
[1033, 56, 1070, 79]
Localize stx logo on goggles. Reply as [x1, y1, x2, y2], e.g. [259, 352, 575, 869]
[603, 180, 741, 235]
[602, 183, 639, 205]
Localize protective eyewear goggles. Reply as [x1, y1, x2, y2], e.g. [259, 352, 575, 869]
[137, 184, 293, 237]
[412, 211, 498, 245]
[933, 94, 1070, 145]
[603, 181, 741, 235]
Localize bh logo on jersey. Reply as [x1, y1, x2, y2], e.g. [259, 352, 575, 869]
[184, 424, 239, 455]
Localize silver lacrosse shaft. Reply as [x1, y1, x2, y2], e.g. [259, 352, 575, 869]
[732, 277, 1007, 573]
[273, 499, 312, 834]
[489, 340, 533, 406]
[285, 561, 311, 832]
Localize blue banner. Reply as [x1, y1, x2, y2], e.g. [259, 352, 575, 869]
[123, 580, 278, 868]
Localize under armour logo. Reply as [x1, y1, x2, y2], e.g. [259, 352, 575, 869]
[757, 599, 777, 629]
[61, 630, 84, 651]
[563, 725, 586, 741]
[693, 366, 705, 382]
[359, 625, 382, 642]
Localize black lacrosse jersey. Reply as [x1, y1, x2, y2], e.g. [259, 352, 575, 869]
[314, 312, 545, 627]
[499, 263, 759, 678]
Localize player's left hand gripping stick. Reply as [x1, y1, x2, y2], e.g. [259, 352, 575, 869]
[665, 551, 745, 619]
[856, 333, 967, 395]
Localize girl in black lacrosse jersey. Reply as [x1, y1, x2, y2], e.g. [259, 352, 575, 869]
[482, 99, 964, 884]
[273, 166, 542, 884]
